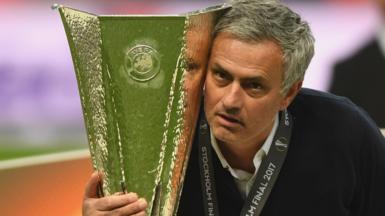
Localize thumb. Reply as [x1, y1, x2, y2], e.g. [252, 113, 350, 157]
[84, 171, 103, 199]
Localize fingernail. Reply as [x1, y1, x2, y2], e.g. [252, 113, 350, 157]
[128, 192, 137, 198]
[138, 198, 147, 208]
[127, 192, 138, 201]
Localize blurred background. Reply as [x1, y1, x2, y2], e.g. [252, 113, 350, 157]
[0, 0, 383, 215]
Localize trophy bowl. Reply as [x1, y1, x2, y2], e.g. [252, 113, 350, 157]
[58, 4, 229, 215]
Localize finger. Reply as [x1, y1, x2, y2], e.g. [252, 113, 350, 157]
[84, 171, 102, 199]
[96, 192, 139, 210]
[131, 210, 147, 216]
[111, 198, 148, 215]
[113, 192, 125, 196]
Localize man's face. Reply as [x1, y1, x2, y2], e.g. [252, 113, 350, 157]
[204, 33, 299, 148]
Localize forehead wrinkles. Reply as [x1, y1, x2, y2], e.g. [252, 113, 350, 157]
[210, 36, 284, 80]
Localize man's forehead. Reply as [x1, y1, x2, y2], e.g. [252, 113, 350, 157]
[212, 32, 281, 49]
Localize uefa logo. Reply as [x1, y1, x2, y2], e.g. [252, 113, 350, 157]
[275, 137, 288, 152]
[124, 44, 160, 82]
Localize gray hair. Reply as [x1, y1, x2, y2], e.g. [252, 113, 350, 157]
[213, 0, 315, 94]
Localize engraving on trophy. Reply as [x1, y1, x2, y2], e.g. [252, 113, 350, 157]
[125, 44, 161, 82]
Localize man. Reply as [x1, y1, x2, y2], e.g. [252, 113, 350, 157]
[329, 0, 385, 128]
[83, 0, 385, 215]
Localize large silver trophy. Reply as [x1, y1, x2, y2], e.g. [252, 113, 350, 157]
[58, 4, 229, 215]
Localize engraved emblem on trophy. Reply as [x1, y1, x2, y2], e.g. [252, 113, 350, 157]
[125, 44, 161, 82]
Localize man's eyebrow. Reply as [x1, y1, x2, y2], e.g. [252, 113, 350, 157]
[211, 63, 269, 84]
[211, 63, 229, 74]
[241, 76, 267, 83]
[212, 63, 267, 82]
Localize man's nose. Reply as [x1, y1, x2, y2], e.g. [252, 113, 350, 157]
[222, 83, 242, 115]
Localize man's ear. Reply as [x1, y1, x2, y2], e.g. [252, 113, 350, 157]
[279, 81, 302, 110]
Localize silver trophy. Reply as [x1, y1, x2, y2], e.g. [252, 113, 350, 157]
[57, 4, 229, 215]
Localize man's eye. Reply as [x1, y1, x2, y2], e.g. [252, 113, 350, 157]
[244, 82, 264, 96]
[214, 71, 227, 80]
[247, 82, 262, 90]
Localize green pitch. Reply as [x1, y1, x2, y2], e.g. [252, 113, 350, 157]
[0, 143, 86, 161]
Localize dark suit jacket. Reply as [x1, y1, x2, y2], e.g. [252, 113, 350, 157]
[177, 88, 385, 216]
[329, 38, 385, 127]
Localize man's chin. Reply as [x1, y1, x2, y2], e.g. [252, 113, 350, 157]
[211, 126, 238, 144]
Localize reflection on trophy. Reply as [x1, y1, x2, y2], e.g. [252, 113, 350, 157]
[58, 4, 229, 215]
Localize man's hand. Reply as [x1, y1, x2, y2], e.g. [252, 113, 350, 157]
[82, 171, 148, 216]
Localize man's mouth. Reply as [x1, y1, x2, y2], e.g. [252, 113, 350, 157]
[216, 113, 244, 127]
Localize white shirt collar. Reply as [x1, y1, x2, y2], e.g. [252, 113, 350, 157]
[376, 24, 385, 58]
[210, 113, 279, 178]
